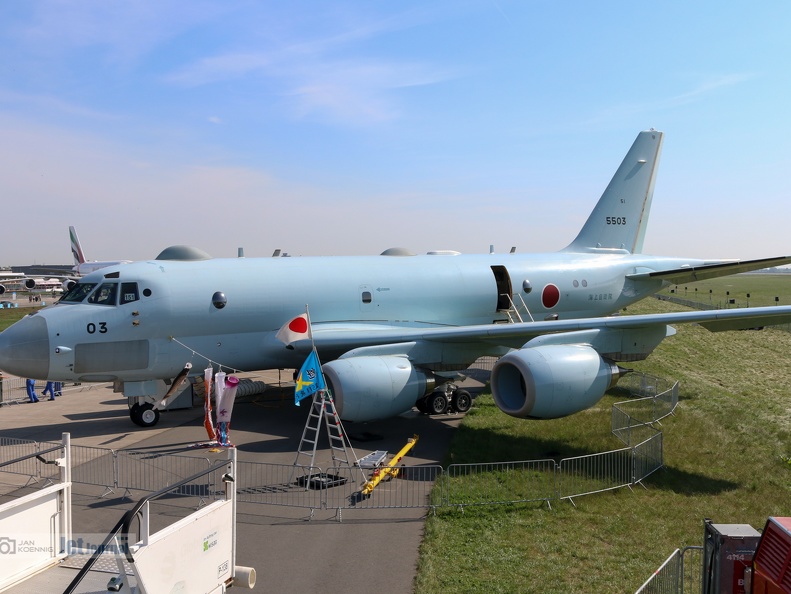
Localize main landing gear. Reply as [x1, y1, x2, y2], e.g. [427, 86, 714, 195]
[416, 383, 474, 416]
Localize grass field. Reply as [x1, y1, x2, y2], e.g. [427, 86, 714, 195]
[659, 272, 791, 308]
[415, 275, 791, 594]
[0, 307, 30, 332]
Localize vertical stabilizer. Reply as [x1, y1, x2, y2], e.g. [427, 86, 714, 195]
[564, 130, 663, 254]
[69, 226, 86, 266]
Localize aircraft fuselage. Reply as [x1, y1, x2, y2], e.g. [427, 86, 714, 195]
[0, 250, 699, 384]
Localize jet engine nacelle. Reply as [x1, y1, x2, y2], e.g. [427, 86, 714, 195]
[0, 279, 35, 294]
[323, 355, 435, 422]
[490, 345, 620, 419]
[62, 279, 77, 292]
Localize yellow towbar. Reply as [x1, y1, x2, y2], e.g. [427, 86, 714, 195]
[361, 435, 419, 496]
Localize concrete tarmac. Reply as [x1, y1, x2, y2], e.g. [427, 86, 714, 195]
[0, 371, 486, 593]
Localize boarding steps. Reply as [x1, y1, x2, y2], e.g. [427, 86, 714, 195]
[499, 293, 534, 323]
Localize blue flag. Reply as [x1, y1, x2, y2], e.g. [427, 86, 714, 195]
[294, 349, 326, 405]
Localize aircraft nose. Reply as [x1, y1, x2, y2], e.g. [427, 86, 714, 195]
[0, 314, 50, 379]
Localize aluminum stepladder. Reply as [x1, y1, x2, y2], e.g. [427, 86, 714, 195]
[291, 389, 365, 488]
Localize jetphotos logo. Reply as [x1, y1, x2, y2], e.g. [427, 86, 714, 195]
[62, 534, 137, 556]
[0, 533, 137, 558]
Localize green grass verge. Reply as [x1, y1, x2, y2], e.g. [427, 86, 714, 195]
[416, 285, 791, 594]
[660, 272, 791, 308]
[0, 307, 29, 332]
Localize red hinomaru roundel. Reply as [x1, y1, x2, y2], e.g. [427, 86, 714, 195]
[541, 284, 560, 309]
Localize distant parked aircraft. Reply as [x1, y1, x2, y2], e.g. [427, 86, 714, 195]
[69, 226, 132, 276]
[0, 227, 133, 295]
[0, 272, 34, 295]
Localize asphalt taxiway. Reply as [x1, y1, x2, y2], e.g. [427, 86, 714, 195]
[0, 370, 485, 593]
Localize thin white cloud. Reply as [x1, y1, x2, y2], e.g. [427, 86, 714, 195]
[17, 0, 227, 64]
[665, 73, 757, 107]
[284, 59, 455, 124]
[163, 6, 459, 124]
[0, 88, 120, 120]
[587, 73, 757, 125]
[166, 52, 276, 87]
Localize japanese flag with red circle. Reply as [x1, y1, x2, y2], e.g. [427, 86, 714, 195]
[275, 313, 312, 346]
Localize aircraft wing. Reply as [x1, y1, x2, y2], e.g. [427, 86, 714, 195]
[626, 256, 791, 285]
[294, 304, 791, 355]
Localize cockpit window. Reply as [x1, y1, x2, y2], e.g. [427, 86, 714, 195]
[87, 283, 118, 306]
[61, 283, 97, 303]
[120, 282, 139, 304]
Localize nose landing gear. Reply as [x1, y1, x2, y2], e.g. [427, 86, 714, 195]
[130, 402, 161, 427]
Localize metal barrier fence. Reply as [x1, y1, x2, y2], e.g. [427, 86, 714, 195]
[558, 446, 634, 501]
[0, 436, 61, 488]
[0, 375, 26, 404]
[0, 372, 678, 517]
[67, 444, 118, 496]
[635, 546, 702, 594]
[115, 450, 213, 497]
[633, 432, 664, 484]
[615, 372, 678, 401]
[235, 461, 324, 511]
[656, 294, 791, 333]
[444, 459, 556, 508]
[326, 464, 443, 512]
[0, 377, 112, 405]
[0, 436, 40, 479]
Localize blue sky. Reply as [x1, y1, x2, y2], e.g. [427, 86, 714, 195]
[1, 1, 790, 265]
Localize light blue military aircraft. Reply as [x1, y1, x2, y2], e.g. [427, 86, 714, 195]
[2, 129, 791, 428]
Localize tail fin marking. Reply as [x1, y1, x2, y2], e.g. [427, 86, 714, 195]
[564, 130, 664, 254]
[69, 226, 86, 266]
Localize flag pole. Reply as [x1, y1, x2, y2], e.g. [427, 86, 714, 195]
[304, 304, 323, 400]
[304, 304, 317, 354]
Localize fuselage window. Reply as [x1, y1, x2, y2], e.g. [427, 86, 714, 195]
[361, 291, 372, 304]
[120, 282, 139, 304]
[61, 283, 97, 303]
[87, 283, 118, 306]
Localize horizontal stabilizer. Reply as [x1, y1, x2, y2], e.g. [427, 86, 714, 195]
[627, 256, 791, 285]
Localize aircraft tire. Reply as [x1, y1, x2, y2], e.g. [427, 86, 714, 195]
[451, 389, 472, 413]
[137, 403, 160, 427]
[429, 391, 448, 415]
[129, 403, 144, 426]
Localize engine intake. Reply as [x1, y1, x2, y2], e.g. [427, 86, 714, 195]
[490, 345, 620, 419]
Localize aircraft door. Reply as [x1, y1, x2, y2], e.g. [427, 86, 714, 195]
[490, 266, 513, 312]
